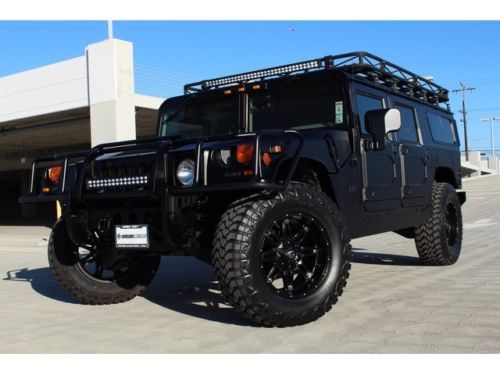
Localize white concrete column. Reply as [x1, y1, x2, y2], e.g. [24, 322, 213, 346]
[86, 39, 136, 147]
[488, 156, 499, 172]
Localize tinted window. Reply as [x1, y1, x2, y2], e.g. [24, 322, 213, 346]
[250, 84, 344, 131]
[394, 104, 419, 143]
[161, 96, 239, 139]
[355, 94, 384, 135]
[428, 113, 456, 144]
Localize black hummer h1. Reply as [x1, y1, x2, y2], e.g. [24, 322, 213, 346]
[20, 52, 466, 327]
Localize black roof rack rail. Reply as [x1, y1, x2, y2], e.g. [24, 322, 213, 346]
[184, 51, 449, 107]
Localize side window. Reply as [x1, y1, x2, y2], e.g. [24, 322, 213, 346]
[393, 104, 419, 143]
[355, 93, 384, 135]
[428, 112, 456, 144]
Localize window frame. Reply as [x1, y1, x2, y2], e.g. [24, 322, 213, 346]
[354, 91, 386, 139]
[391, 101, 421, 145]
[427, 110, 457, 145]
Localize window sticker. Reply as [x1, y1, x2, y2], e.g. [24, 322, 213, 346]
[335, 101, 343, 124]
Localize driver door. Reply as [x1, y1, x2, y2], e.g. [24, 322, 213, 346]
[355, 89, 402, 212]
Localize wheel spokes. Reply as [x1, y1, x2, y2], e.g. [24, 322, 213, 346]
[259, 211, 331, 299]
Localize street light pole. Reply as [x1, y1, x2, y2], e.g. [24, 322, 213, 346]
[480, 116, 500, 157]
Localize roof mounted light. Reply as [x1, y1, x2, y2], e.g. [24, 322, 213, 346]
[202, 60, 322, 89]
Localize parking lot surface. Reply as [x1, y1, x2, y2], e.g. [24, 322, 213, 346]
[1, 175, 500, 353]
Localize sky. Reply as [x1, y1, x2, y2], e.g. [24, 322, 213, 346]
[1, 20, 500, 154]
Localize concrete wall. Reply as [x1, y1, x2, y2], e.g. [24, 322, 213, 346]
[0, 57, 88, 123]
[86, 39, 136, 146]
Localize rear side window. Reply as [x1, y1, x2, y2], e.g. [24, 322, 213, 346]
[428, 112, 456, 144]
[394, 104, 419, 143]
[355, 93, 384, 135]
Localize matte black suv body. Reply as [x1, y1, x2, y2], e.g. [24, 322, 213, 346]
[20, 52, 465, 326]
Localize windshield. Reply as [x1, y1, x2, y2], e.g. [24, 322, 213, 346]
[249, 83, 344, 131]
[160, 77, 346, 139]
[160, 95, 239, 138]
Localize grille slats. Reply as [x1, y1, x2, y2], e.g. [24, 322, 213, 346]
[86, 159, 154, 192]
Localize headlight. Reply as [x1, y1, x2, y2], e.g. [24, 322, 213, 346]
[176, 158, 195, 186]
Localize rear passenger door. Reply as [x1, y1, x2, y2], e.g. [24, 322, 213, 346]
[355, 89, 402, 211]
[391, 99, 429, 207]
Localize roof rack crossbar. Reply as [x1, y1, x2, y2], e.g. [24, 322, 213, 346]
[183, 52, 449, 106]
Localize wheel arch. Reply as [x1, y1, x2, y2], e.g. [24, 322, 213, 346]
[278, 157, 337, 204]
[434, 166, 459, 188]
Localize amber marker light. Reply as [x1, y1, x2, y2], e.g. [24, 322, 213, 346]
[224, 89, 232, 95]
[237, 86, 246, 93]
[262, 152, 272, 167]
[42, 187, 50, 193]
[270, 145, 282, 154]
[236, 144, 254, 164]
[48, 166, 62, 183]
[252, 84, 262, 90]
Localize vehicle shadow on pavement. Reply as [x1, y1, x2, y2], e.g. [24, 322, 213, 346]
[351, 248, 422, 266]
[3, 267, 79, 304]
[3, 257, 258, 327]
[141, 256, 259, 327]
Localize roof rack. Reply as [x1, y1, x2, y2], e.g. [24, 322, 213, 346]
[184, 51, 449, 107]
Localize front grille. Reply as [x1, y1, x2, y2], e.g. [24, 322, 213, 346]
[86, 158, 154, 192]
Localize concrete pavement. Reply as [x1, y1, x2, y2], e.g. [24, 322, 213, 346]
[1, 175, 500, 353]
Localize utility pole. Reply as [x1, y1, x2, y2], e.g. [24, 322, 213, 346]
[452, 82, 475, 161]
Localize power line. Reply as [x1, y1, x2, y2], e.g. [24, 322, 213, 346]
[452, 82, 475, 161]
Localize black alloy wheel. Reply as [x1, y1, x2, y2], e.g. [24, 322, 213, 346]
[415, 182, 463, 265]
[212, 182, 351, 327]
[444, 202, 459, 247]
[259, 212, 331, 299]
[48, 218, 161, 304]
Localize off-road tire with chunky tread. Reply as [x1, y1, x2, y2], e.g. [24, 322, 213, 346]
[48, 219, 161, 305]
[212, 182, 351, 327]
[414, 182, 462, 265]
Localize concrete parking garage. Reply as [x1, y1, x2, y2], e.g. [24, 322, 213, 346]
[0, 38, 163, 223]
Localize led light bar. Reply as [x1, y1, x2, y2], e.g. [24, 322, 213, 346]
[203, 60, 321, 89]
[86, 176, 149, 189]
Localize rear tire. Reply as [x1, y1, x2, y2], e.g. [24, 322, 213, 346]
[414, 182, 463, 265]
[212, 183, 351, 327]
[48, 219, 161, 304]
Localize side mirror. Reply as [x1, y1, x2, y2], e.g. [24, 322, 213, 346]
[365, 108, 401, 151]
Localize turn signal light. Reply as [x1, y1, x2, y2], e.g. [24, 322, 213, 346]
[48, 166, 62, 183]
[236, 144, 254, 164]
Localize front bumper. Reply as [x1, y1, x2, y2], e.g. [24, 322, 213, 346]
[19, 130, 304, 205]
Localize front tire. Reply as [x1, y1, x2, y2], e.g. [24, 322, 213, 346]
[48, 219, 161, 304]
[414, 182, 463, 265]
[212, 183, 351, 327]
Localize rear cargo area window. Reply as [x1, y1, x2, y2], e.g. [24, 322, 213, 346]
[428, 112, 456, 144]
